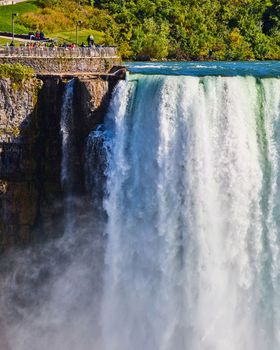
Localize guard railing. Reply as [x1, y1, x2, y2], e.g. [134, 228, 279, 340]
[0, 46, 118, 58]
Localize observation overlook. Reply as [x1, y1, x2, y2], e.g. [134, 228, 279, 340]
[0, 45, 125, 78]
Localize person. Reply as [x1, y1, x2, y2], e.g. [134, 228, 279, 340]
[62, 42, 67, 48]
[29, 31, 35, 40]
[35, 31, 40, 40]
[87, 34, 94, 47]
[89, 34, 94, 46]
[40, 31, 45, 40]
[86, 35, 90, 46]
[10, 41, 15, 46]
[81, 42, 85, 48]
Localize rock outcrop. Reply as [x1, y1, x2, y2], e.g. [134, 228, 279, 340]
[0, 75, 117, 249]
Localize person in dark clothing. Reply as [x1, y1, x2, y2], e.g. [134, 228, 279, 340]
[29, 31, 35, 40]
[40, 31, 45, 40]
[87, 35, 90, 46]
[90, 34, 94, 46]
[87, 34, 94, 47]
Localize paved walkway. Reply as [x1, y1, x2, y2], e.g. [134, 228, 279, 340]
[0, 0, 27, 5]
[0, 35, 28, 42]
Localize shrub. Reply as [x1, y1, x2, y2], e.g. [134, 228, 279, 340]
[0, 64, 34, 82]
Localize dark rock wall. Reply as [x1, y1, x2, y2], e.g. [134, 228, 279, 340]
[0, 76, 115, 249]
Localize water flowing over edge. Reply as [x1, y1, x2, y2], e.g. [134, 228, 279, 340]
[94, 74, 280, 350]
[0, 73, 280, 350]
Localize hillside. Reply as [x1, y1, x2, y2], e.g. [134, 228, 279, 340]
[1, 0, 280, 60]
[0, 1, 38, 33]
[0, 1, 105, 45]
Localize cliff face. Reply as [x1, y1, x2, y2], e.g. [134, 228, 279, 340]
[0, 78, 42, 142]
[0, 75, 115, 249]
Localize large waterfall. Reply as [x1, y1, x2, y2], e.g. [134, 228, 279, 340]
[96, 75, 280, 350]
[1, 68, 280, 350]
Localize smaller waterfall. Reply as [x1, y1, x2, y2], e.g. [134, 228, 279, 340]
[60, 79, 77, 234]
[85, 81, 129, 218]
[60, 79, 75, 195]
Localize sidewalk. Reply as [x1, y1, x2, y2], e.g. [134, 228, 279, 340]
[0, 35, 28, 42]
[0, 0, 27, 5]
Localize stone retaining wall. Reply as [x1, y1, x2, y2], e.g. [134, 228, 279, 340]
[0, 56, 121, 73]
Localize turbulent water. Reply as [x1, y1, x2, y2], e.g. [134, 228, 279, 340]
[2, 63, 280, 350]
[97, 74, 280, 350]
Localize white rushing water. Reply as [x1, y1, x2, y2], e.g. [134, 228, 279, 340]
[2, 74, 280, 350]
[96, 75, 280, 350]
[60, 79, 75, 194]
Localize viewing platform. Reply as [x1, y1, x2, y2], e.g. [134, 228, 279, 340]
[0, 46, 118, 58]
[0, 46, 122, 74]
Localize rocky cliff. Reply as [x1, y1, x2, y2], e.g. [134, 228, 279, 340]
[0, 75, 117, 249]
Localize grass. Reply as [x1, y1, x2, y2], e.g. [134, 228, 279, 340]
[51, 29, 105, 45]
[0, 1, 38, 34]
[0, 37, 23, 45]
[0, 1, 105, 45]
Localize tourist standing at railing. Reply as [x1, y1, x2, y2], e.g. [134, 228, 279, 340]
[87, 34, 94, 47]
[29, 32, 35, 40]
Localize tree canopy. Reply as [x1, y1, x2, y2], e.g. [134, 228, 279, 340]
[19, 0, 280, 60]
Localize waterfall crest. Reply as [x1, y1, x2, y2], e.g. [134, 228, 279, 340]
[99, 75, 280, 350]
[1, 73, 280, 350]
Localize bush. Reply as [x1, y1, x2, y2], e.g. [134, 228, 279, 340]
[0, 64, 34, 82]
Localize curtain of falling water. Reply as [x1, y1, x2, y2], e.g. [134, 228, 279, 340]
[60, 79, 76, 234]
[2, 74, 280, 350]
[60, 79, 75, 194]
[90, 75, 280, 350]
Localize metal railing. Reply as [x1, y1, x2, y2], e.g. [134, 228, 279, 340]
[0, 46, 118, 58]
[0, 0, 12, 5]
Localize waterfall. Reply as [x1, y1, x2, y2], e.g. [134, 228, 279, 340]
[60, 79, 78, 234]
[60, 79, 75, 195]
[2, 72, 280, 350]
[98, 75, 280, 350]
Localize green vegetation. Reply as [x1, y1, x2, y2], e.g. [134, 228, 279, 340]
[0, 1, 38, 33]
[93, 0, 280, 60]
[1, 0, 280, 60]
[0, 37, 23, 45]
[0, 0, 104, 45]
[51, 29, 104, 45]
[0, 63, 34, 82]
